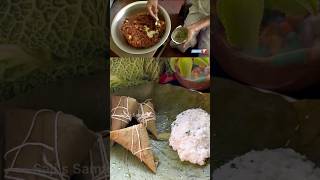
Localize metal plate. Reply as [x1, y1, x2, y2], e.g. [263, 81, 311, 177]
[111, 1, 171, 55]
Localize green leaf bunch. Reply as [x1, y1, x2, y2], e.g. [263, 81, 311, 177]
[217, 0, 319, 50]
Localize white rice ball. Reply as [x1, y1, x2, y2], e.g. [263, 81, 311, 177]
[169, 108, 210, 165]
[212, 148, 320, 180]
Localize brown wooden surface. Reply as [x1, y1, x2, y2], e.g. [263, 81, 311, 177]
[110, 0, 188, 57]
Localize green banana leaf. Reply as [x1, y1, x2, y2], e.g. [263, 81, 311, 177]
[193, 57, 210, 67]
[177, 58, 193, 79]
[217, 0, 319, 50]
[110, 58, 162, 92]
[213, 77, 320, 170]
[111, 82, 210, 180]
[217, 0, 264, 50]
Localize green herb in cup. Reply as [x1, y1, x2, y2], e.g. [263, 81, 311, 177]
[172, 27, 188, 44]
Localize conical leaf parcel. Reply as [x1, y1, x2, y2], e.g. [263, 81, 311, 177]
[136, 100, 158, 138]
[110, 124, 157, 173]
[111, 96, 138, 131]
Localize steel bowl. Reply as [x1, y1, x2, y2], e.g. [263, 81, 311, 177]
[171, 25, 188, 45]
[111, 1, 171, 54]
[213, 18, 320, 92]
[175, 72, 210, 91]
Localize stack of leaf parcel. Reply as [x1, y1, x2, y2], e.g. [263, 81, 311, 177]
[110, 96, 159, 173]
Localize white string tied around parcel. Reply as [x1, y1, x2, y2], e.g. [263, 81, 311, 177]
[4, 109, 69, 180]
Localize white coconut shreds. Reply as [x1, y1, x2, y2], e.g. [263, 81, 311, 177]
[169, 108, 210, 165]
[212, 148, 320, 180]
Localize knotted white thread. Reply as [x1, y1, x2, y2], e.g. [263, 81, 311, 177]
[89, 133, 109, 180]
[4, 109, 69, 180]
[130, 125, 151, 161]
[111, 97, 131, 124]
[136, 100, 155, 127]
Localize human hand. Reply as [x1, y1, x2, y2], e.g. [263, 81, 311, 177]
[183, 25, 198, 49]
[147, 0, 158, 20]
[182, 17, 210, 48]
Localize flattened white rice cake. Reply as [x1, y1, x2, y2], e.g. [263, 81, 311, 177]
[212, 148, 320, 180]
[169, 108, 210, 165]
